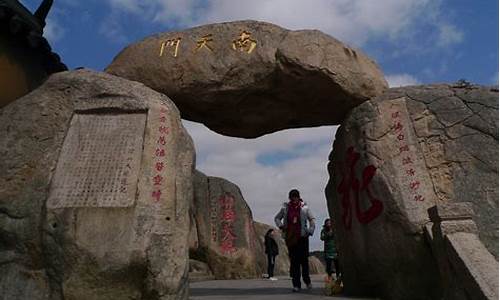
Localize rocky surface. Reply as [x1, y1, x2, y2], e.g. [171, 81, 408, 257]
[308, 256, 325, 275]
[190, 171, 260, 279]
[310, 251, 327, 268]
[0, 69, 195, 300]
[188, 260, 214, 282]
[325, 83, 498, 300]
[106, 20, 388, 138]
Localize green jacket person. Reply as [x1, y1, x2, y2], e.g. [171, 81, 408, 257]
[320, 218, 340, 279]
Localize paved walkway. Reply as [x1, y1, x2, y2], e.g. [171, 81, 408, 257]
[189, 275, 378, 300]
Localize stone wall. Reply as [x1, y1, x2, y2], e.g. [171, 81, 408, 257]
[326, 84, 498, 300]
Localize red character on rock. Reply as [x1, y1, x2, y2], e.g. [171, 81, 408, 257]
[337, 147, 384, 230]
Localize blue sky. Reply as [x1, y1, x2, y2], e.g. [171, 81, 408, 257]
[21, 0, 499, 250]
[23, 0, 499, 85]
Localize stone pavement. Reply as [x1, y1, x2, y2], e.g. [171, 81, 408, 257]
[189, 275, 378, 300]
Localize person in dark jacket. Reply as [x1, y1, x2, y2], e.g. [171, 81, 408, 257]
[320, 218, 340, 279]
[264, 228, 279, 280]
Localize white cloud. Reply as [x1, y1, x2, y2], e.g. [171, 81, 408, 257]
[99, 15, 128, 44]
[107, 0, 142, 13]
[43, 17, 65, 43]
[385, 73, 420, 87]
[183, 120, 338, 250]
[102, 0, 463, 49]
[437, 23, 464, 47]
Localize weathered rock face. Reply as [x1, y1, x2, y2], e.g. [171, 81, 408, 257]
[253, 221, 290, 276]
[190, 171, 260, 279]
[188, 259, 214, 282]
[325, 84, 498, 300]
[308, 256, 325, 275]
[106, 20, 388, 138]
[0, 69, 195, 300]
[310, 250, 327, 270]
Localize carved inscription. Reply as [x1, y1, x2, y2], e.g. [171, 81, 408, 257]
[218, 193, 237, 254]
[381, 98, 435, 225]
[151, 106, 170, 202]
[210, 195, 218, 242]
[47, 113, 146, 208]
[158, 31, 259, 57]
[337, 147, 384, 230]
[232, 31, 257, 54]
[387, 100, 429, 204]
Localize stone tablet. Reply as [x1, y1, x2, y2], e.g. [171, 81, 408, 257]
[47, 112, 146, 208]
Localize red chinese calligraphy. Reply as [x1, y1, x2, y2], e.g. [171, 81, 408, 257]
[155, 162, 164, 172]
[219, 194, 235, 209]
[220, 238, 237, 254]
[410, 180, 420, 190]
[406, 168, 415, 176]
[151, 107, 170, 203]
[152, 190, 161, 201]
[153, 174, 163, 186]
[155, 148, 165, 157]
[219, 193, 237, 254]
[337, 147, 384, 230]
[222, 210, 236, 222]
[414, 194, 425, 202]
[221, 223, 237, 239]
[159, 126, 170, 134]
[157, 136, 166, 145]
[402, 157, 413, 165]
[393, 122, 403, 132]
[399, 145, 409, 153]
[389, 108, 426, 204]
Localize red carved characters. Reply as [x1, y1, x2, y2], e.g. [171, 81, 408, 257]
[151, 106, 170, 202]
[337, 147, 384, 230]
[218, 193, 237, 254]
[390, 107, 425, 202]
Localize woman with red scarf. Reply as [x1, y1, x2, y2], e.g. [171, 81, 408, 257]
[274, 189, 316, 292]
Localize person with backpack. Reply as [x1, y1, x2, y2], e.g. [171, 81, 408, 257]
[264, 228, 279, 280]
[274, 189, 316, 292]
[320, 218, 340, 279]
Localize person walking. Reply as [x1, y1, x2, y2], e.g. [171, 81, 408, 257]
[320, 218, 340, 280]
[274, 189, 316, 292]
[264, 229, 279, 281]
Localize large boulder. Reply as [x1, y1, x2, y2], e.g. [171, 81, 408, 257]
[308, 256, 325, 275]
[0, 69, 195, 300]
[325, 83, 498, 300]
[190, 171, 260, 279]
[106, 20, 388, 138]
[253, 221, 291, 276]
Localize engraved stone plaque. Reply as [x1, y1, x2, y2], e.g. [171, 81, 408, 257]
[47, 112, 147, 208]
